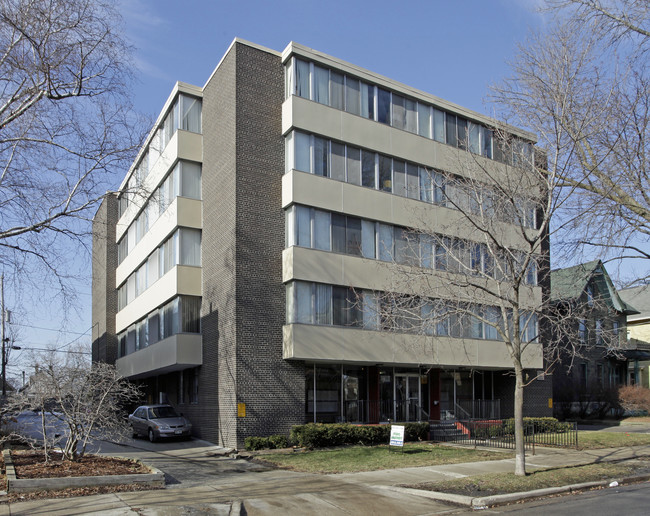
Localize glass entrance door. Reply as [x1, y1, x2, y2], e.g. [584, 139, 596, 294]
[395, 375, 420, 421]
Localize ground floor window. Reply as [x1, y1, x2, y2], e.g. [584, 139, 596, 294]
[304, 365, 499, 424]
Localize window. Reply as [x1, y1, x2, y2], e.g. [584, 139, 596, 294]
[346, 146, 361, 185]
[377, 88, 391, 124]
[418, 103, 431, 138]
[446, 113, 457, 147]
[180, 95, 201, 133]
[330, 72, 344, 110]
[378, 155, 392, 192]
[313, 65, 329, 105]
[330, 142, 345, 181]
[361, 150, 375, 188]
[313, 136, 329, 177]
[345, 77, 360, 115]
[313, 209, 331, 251]
[596, 319, 603, 345]
[294, 59, 310, 98]
[586, 285, 594, 306]
[180, 228, 201, 266]
[579, 319, 587, 343]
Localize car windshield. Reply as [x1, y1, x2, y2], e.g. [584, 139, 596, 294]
[147, 406, 178, 419]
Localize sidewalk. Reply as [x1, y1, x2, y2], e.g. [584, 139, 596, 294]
[3, 444, 650, 515]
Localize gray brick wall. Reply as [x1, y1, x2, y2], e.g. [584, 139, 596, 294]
[91, 194, 118, 365]
[199, 42, 305, 449]
[233, 44, 305, 446]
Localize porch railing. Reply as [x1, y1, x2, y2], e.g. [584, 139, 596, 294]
[430, 419, 579, 451]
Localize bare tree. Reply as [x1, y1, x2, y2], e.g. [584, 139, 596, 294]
[360, 132, 598, 475]
[14, 349, 140, 461]
[0, 0, 146, 303]
[493, 4, 650, 282]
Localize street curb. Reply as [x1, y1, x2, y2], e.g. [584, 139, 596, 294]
[2, 449, 165, 494]
[384, 473, 650, 509]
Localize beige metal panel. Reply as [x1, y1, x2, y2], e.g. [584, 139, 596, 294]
[283, 169, 541, 251]
[177, 197, 203, 229]
[177, 130, 203, 163]
[115, 197, 202, 286]
[115, 265, 202, 333]
[116, 333, 202, 379]
[283, 246, 541, 308]
[283, 323, 543, 369]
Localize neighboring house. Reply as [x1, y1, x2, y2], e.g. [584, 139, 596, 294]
[92, 39, 552, 449]
[550, 260, 641, 418]
[619, 285, 650, 388]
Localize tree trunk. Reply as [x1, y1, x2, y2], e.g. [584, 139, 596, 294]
[514, 365, 526, 476]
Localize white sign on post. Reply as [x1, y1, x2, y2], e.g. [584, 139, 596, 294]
[389, 424, 405, 447]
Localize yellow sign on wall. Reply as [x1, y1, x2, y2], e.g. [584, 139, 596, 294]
[548, 398, 553, 409]
[237, 403, 246, 417]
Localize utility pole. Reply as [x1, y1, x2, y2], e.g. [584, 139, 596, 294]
[1, 273, 6, 396]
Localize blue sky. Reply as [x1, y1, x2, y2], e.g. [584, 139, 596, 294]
[7, 0, 548, 380]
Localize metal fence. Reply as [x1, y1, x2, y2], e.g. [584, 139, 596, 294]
[430, 419, 578, 452]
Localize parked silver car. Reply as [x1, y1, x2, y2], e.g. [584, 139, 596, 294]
[129, 404, 192, 442]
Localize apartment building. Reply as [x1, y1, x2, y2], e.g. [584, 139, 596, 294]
[92, 39, 552, 448]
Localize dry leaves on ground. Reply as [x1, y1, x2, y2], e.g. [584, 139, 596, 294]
[10, 450, 150, 478]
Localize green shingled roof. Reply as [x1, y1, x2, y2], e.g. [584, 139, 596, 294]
[550, 260, 639, 315]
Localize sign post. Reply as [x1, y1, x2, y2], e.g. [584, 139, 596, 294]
[389, 424, 405, 452]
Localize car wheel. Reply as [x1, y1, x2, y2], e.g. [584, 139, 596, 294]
[148, 428, 156, 443]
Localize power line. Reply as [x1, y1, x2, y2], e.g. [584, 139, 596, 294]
[11, 323, 91, 336]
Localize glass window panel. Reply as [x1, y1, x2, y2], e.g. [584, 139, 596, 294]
[435, 237, 448, 270]
[392, 94, 406, 130]
[469, 123, 480, 154]
[313, 210, 331, 251]
[405, 98, 417, 133]
[345, 77, 360, 115]
[406, 163, 419, 199]
[180, 228, 201, 266]
[315, 283, 332, 325]
[297, 205, 311, 247]
[180, 296, 201, 333]
[313, 136, 329, 177]
[377, 88, 391, 125]
[420, 234, 433, 268]
[418, 103, 431, 138]
[296, 281, 312, 324]
[378, 155, 392, 192]
[378, 224, 393, 261]
[433, 108, 445, 142]
[331, 213, 346, 253]
[446, 113, 457, 147]
[393, 160, 406, 197]
[295, 59, 310, 98]
[331, 142, 345, 181]
[419, 167, 433, 203]
[394, 227, 418, 266]
[481, 126, 493, 158]
[363, 291, 379, 330]
[346, 146, 361, 185]
[180, 161, 201, 199]
[313, 65, 329, 105]
[361, 220, 376, 259]
[286, 283, 295, 323]
[457, 117, 468, 150]
[147, 249, 159, 285]
[294, 131, 311, 172]
[346, 217, 362, 256]
[484, 307, 499, 340]
[333, 286, 347, 326]
[362, 151, 376, 188]
[361, 83, 373, 119]
[180, 95, 201, 133]
[330, 71, 344, 110]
